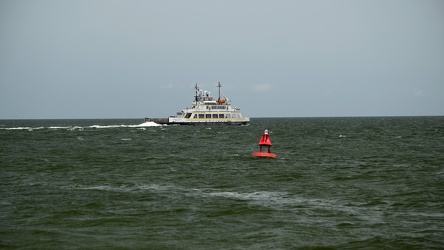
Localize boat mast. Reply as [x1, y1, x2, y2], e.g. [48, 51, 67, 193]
[194, 83, 199, 104]
[217, 81, 222, 101]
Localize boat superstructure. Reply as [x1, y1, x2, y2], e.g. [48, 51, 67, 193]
[147, 83, 250, 125]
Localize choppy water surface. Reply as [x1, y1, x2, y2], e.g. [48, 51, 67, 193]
[1, 117, 443, 249]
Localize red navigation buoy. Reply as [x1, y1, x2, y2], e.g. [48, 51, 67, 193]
[252, 129, 277, 158]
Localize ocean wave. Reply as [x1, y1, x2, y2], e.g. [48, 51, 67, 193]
[90, 121, 162, 128]
[1, 126, 45, 131]
[0, 121, 162, 131]
[203, 190, 287, 201]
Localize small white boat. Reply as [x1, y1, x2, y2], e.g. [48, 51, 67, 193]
[147, 82, 250, 125]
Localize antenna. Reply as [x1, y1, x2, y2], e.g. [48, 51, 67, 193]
[194, 83, 199, 103]
[217, 81, 222, 101]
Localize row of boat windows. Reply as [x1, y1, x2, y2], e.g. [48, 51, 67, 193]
[185, 113, 242, 119]
[189, 105, 228, 110]
[207, 105, 227, 110]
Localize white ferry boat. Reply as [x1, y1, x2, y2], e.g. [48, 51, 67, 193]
[146, 83, 250, 125]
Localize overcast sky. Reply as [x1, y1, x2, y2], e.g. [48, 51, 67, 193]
[1, 0, 443, 119]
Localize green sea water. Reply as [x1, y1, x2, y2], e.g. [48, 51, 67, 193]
[1, 117, 443, 249]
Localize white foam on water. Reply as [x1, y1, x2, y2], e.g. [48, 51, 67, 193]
[133, 121, 162, 127]
[46, 126, 84, 131]
[79, 185, 115, 191]
[89, 121, 162, 129]
[48, 126, 72, 129]
[89, 125, 126, 129]
[206, 191, 287, 201]
[188, 188, 385, 224]
[1, 122, 162, 131]
[1, 127, 34, 130]
[187, 189, 296, 208]
[77, 185, 135, 192]
[81, 182, 385, 225]
[137, 184, 174, 191]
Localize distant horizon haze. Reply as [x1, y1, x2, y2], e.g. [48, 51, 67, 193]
[1, 0, 443, 119]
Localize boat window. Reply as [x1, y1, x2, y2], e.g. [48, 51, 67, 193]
[206, 114, 211, 118]
[199, 114, 204, 118]
[185, 113, 192, 118]
[219, 114, 225, 118]
[212, 114, 218, 118]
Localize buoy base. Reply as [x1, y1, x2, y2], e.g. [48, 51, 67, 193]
[252, 152, 277, 158]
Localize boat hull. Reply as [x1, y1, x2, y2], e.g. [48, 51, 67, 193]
[147, 118, 249, 125]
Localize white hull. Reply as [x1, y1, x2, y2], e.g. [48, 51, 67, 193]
[168, 117, 250, 125]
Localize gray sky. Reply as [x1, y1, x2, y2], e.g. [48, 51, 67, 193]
[1, 0, 443, 119]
